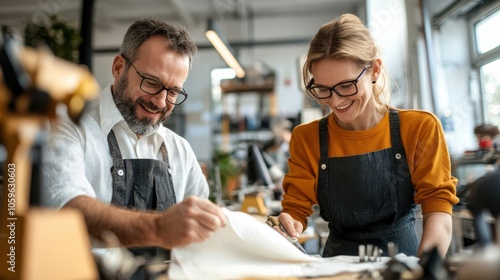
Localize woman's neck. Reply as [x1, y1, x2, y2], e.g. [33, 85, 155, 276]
[335, 104, 387, 131]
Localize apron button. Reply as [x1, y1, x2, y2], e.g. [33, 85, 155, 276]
[321, 164, 327, 170]
[395, 153, 401, 160]
[117, 169, 124, 176]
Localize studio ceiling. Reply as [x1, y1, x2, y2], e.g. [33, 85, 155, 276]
[0, 0, 363, 32]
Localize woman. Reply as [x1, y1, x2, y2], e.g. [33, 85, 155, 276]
[276, 14, 459, 258]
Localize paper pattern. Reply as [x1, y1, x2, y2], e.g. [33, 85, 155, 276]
[169, 208, 411, 279]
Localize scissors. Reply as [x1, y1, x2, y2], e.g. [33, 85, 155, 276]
[266, 215, 308, 254]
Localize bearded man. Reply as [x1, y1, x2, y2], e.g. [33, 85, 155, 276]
[42, 18, 226, 264]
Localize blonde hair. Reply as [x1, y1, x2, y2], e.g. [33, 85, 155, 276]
[302, 14, 390, 106]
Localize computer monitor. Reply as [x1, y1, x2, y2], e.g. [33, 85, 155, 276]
[246, 144, 274, 188]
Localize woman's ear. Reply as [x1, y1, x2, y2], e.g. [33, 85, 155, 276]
[371, 58, 382, 81]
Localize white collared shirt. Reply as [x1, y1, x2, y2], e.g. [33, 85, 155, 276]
[42, 85, 208, 208]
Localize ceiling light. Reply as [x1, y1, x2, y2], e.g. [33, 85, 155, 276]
[205, 18, 245, 78]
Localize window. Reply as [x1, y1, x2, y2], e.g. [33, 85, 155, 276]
[475, 9, 500, 54]
[470, 4, 500, 127]
[482, 59, 500, 125]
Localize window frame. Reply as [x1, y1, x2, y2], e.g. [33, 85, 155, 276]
[468, 2, 500, 123]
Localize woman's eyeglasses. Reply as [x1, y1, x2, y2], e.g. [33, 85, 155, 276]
[306, 68, 368, 99]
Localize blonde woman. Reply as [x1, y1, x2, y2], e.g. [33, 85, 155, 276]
[275, 14, 458, 258]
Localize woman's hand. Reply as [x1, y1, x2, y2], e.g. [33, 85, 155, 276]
[418, 211, 452, 257]
[277, 212, 303, 238]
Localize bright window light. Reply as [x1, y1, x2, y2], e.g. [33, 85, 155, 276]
[211, 68, 236, 80]
[211, 68, 235, 101]
[475, 9, 500, 54]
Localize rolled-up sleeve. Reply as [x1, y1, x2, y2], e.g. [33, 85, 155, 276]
[42, 116, 96, 209]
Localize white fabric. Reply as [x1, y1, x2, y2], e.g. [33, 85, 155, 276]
[169, 209, 419, 280]
[42, 85, 208, 208]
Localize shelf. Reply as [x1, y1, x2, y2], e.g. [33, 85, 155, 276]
[214, 78, 277, 151]
[214, 130, 274, 142]
[220, 80, 274, 93]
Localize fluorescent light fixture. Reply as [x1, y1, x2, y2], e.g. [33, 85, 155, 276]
[205, 18, 245, 78]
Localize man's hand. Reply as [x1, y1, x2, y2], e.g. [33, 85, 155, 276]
[155, 196, 227, 249]
[65, 195, 226, 249]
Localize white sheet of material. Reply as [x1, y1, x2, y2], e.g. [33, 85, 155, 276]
[169, 208, 415, 279]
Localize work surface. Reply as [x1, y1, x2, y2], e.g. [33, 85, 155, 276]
[167, 209, 419, 280]
[96, 207, 499, 279]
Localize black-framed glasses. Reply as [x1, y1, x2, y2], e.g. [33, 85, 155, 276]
[121, 54, 188, 105]
[306, 67, 368, 99]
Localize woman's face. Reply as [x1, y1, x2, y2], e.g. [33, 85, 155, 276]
[310, 58, 380, 130]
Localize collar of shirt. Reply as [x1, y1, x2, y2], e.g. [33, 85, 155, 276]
[100, 85, 126, 136]
[98, 85, 168, 160]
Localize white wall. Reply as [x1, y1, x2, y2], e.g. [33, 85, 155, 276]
[436, 18, 476, 154]
[405, 0, 476, 155]
[367, 0, 410, 108]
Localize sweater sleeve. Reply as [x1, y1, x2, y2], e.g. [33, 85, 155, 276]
[403, 111, 459, 214]
[281, 123, 320, 229]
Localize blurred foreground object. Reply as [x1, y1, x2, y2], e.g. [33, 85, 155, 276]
[456, 171, 500, 280]
[0, 31, 99, 279]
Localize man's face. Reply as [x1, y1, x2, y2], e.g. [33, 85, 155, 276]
[113, 70, 168, 135]
[112, 36, 190, 135]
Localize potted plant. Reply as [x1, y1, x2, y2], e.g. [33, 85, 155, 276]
[23, 14, 81, 63]
[211, 149, 242, 203]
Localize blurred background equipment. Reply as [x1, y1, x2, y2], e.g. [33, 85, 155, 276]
[246, 143, 274, 188]
[465, 171, 500, 246]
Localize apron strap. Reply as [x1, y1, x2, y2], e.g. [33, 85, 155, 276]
[389, 109, 415, 216]
[389, 109, 406, 158]
[318, 116, 330, 184]
[319, 116, 329, 159]
[318, 115, 331, 219]
[107, 129, 124, 159]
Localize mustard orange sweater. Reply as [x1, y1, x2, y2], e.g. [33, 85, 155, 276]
[282, 109, 459, 228]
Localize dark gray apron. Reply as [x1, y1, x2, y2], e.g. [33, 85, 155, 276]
[107, 130, 177, 262]
[317, 110, 418, 257]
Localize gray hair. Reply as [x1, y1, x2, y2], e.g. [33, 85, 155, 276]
[119, 17, 197, 69]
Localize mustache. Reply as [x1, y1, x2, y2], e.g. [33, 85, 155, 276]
[136, 96, 169, 114]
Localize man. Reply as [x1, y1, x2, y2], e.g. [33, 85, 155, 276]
[42, 18, 226, 257]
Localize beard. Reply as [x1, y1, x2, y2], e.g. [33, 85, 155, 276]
[112, 74, 170, 135]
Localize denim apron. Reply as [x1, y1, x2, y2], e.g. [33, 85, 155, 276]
[317, 110, 418, 257]
[107, 130, 176, 262]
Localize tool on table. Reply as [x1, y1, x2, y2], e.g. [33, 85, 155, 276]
[358, 244, 382, 262]
[266, 215, 308, 254]
[381, 242, 424, 280]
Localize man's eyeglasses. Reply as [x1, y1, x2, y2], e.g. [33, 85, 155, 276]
[121, 54, 188, 105]
[306, 67, 368, 99]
